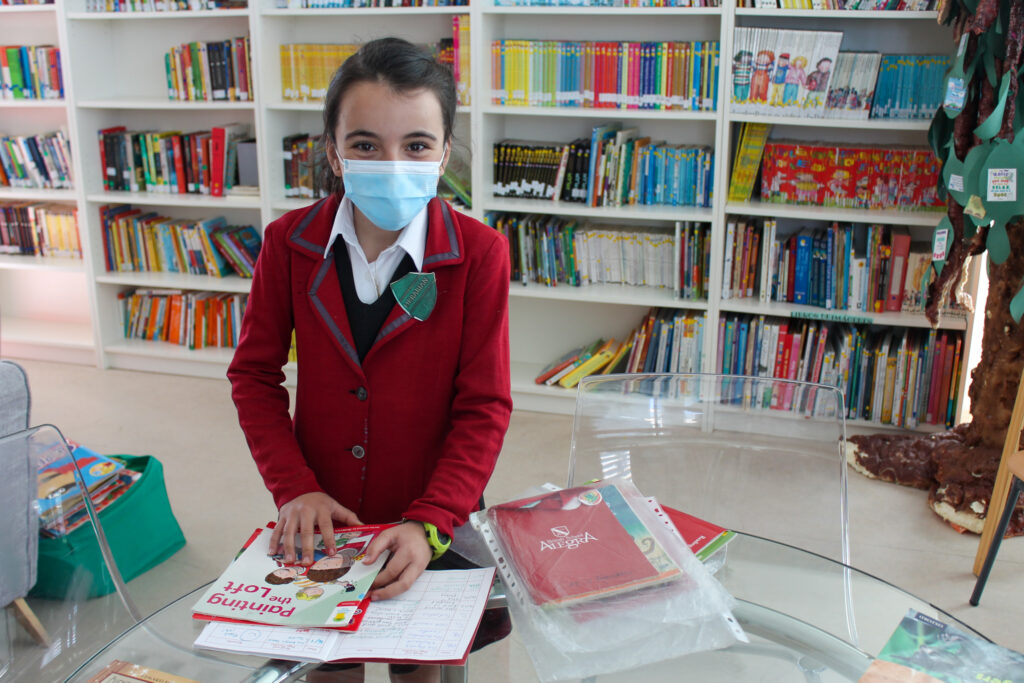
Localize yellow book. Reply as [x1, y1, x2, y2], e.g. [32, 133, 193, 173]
[559, 340, 616, 388]
[602, 332, 636, 375]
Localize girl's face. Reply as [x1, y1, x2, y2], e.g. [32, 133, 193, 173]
[327, 79, 449, 176]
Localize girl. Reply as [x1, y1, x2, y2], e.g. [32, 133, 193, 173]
[227, 37, 513, 682]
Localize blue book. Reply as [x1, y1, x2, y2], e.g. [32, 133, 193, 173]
[826, 227, 835, 310]
[793, 229, 813, 305]
[37, 444, 125, 523]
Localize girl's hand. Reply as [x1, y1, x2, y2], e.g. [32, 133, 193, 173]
[362, 521, 433, 600]
[270, 492, 362, 565]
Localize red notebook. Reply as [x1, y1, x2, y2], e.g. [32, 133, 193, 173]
[488, 484, 682, 608]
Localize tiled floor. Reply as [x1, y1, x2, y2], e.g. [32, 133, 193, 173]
[9, 359, 1024, 681]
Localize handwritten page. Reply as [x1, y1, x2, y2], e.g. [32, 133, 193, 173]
[194, 568, 496, 664]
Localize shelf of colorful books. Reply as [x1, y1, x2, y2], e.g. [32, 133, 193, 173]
[0, 99, 66, 109]
[86, 191, 263, 209]
[262, 5, 464, 14]
[482, 6, 722, 15]
[485, 197, 714, 223]
[728, 114, 931, 131]
[0, 254, 84, 272]
[509, 360, 580, 414]
[0, 187, 77, 201]
[482, 105, 718, 121]
[716, 298, 969, 331]
[66, 9, 252, 19]
[77, 98, 257, 111]
[0, 315, 95, 364]
[725, 201, 943, 227]
[0, 3, 56, 13]
[733, 8, 938, 18]
[509, 281, 704, 309]
[95, 271, 254, 293]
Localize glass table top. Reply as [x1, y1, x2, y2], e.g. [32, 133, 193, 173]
[63, 532, 983, 683]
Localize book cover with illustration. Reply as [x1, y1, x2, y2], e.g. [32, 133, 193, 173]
[858, 610, 1024, 682]
[37, 444, 125, 525]
[192, 523, 394, 630]
[487, 483, 682, 608]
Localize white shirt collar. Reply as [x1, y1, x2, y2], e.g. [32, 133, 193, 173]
[323, 195, 427, 271]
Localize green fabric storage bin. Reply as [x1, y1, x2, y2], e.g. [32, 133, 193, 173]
[31, 454, 186, 599]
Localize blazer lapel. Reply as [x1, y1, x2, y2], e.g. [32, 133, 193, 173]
[367, 199, 464, 357]
[288, 196, 363, 373]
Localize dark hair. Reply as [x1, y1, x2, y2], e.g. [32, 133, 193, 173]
[318, 37, 456, 196]
[306, 564, 350, 583]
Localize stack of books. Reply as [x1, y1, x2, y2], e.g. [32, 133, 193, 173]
[37, 444, 139, 539]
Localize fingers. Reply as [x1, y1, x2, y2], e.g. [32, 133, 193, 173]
[332, 502, 363, 527]
[299, 516, 317, 565]
[279, 513, 300, 564]
[371, 561, 422, 601]
[268, 523, 284, 558]
[361, 529, 394, 565]
[318, 508, 337, 557]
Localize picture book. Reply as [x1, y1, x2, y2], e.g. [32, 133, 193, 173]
[194, 568, 496, 666]
[192, 523, 394, 630]
[487, 483, 683, 608]
[858, 610, 1024, 682]
[37, 444, 125, 526]
[42, 468, 142, 538]
[86, 660, 200, 683]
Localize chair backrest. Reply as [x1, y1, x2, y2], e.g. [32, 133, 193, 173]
[0, 360, 30, 437]
[568, 373, 850, 565]
[1, 425, 141, 682]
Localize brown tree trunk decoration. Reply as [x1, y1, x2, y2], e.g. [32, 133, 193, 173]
[848, 4, 1024, 536]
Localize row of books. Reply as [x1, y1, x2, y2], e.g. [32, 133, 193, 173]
[280, 32, 466, 103]
[723, 219, 961, 315]
[869, 54, 953, 120]
[0, 131, 73, 190]
[493, 131, 714, 208]
[535, 308, 707, 388]
[760, 141, 943, 210]
[100, 204, 261, 277]
[85, 0, 245, 9]
[119, 288, 248, 349]
[486, 212, 678, 290]
[0, 45, 63, 100]
[491, 40, 720, 112]
[282, 133, 325, 199]
[164, 36, 254, 102]
[714, 315, 961, 426]
[98, 124, 253, 197]
[1, 0, 54, 4]
[37, 444, 139, 539]
[275, 0, 466, 6]
[0, 202, 80, 258]
[742, 0, 934, 10]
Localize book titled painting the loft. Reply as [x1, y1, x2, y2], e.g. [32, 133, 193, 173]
[486, 482, 684, 607]
[192, 523, 394, 630]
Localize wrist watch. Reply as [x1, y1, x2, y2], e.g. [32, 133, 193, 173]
[421, 522, 451, 561]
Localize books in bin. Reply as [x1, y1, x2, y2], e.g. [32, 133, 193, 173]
[488, 483, 683, 608]
[37, 444, 125, 531]
[858, 610, 1024, 682]
[192, 523, 394, 630]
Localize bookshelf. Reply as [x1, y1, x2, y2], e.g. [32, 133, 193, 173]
[1, 0, 978, 433]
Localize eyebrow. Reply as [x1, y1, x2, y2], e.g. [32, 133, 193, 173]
[344, 129, 438, 142]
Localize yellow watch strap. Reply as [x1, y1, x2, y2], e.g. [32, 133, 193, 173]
[422, 522, 451, 561]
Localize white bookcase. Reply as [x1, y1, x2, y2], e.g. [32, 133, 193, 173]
[2, 0, 978, 431]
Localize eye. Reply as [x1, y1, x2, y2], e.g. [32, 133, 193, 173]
[350, 141, 375, 153]
[407, 142, 429, 153]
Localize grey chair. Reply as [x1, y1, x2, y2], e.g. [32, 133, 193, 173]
[0, 360, 47, 658]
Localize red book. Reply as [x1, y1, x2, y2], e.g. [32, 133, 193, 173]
[946, 336, 964, 427]
[937, 336, 956, 426]
[488, 484, 682, 607]
[660, 504, 735, 563]
[171, 134, 187, 195]
[886, 227, 912, 312]
[98, 125, 127, 192]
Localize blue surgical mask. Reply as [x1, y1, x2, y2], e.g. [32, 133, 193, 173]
[342, 157, 443, 231]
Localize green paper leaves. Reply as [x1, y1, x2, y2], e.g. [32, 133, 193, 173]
[932, 216, 951, 275]
[1011, 278, 1024, 323]
[973, 71, 1011, 141]
[390, 271, 437, 322]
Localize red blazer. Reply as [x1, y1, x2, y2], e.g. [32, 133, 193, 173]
[227, 195, 512, 536]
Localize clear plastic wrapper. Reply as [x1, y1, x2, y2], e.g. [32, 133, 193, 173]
[472, 478, 746, 681]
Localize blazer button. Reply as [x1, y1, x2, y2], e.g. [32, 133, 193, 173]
[352, 445, 366, 459]
[356, 387, 368, 401]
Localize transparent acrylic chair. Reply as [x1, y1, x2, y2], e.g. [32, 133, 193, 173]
[2, 425, 271, 682]
[566, 372, 859, 675]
